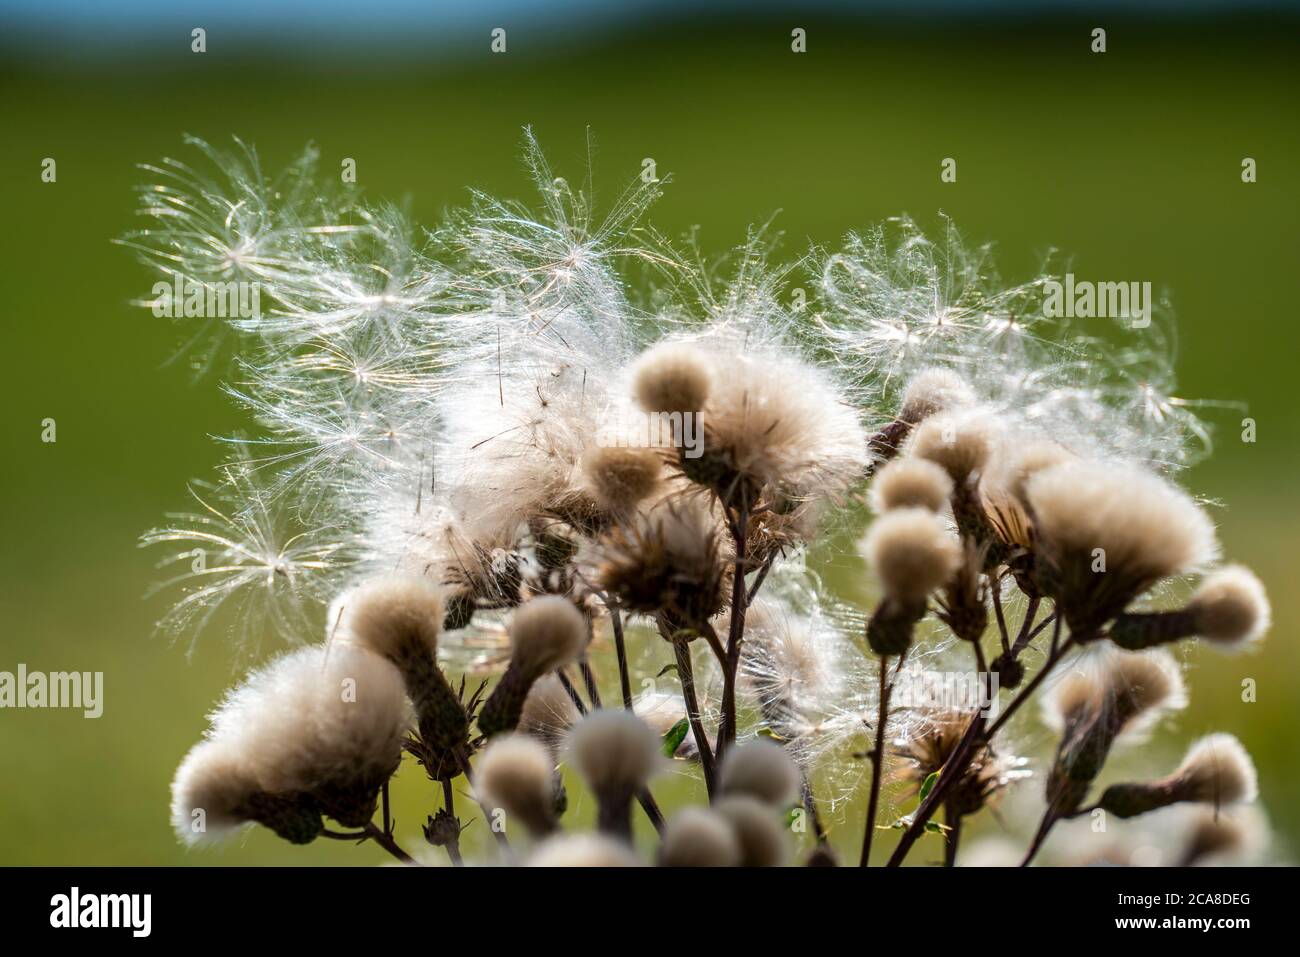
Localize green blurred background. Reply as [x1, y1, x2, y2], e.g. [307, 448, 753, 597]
[1, 4, 1296, 864]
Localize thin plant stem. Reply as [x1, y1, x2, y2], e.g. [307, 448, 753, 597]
[609, 604, 633, 710]
[991, 577, 1011, 654]
[887, 635, 1079, 867]
[579, 655, 603, 709]
[442, 777, 464, 867]
[362, 821, 417, 865]
[556, 668, 588, 716]
[718, 499, 750, 761]
[860, 650, 904, 866]
[673, 637, 716, 796]
[943, 804, 962, 867]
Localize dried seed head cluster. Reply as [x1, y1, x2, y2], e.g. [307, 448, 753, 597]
[142, 135, 1271, 867]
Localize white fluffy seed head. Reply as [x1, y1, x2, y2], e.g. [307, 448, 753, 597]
[334, 574, 443, 663]
[714, 796, 790, 867]
[632, 342, 712, 414]
[907, 411, 998, 482]
[1043, 647, 1186, 740]
[567, 709, 664, 797]
[1188, 565, 1271, 649]
[519, 673, 579, 753]
[170, 739, 260, 844]
[659, 807, 742, 867]
[208, 644, 410, 795]
[1026, 460, 1219, 589]
[718, 739, 801, 807]
[898, 368, 975, 424]
[1175, 733, 1258, 805]
[870, 457, 953, 513]
[581, 444, 662, 515]
[508, 596, 587, 677]
[526, 832, 643, 867]
[474, 734, 557, 836]
[860, 507, 962, 605]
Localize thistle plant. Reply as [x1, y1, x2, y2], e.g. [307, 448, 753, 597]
[140, 132, 1273, 867]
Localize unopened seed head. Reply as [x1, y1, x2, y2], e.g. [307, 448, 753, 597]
[509, 596, 587, 677]
[632, 342, 711, 414]
[870, 457, 953, 513]
[335, 574, 443, 663]
[714, 795, 790, 867]
[1175, 733, 1258, 805]
[581, 444, 662, 515]
[908, 411, 998, 482]
[526, 832, 642, 867]
[475, 733, 558, 837]
[1188, 565, 1270, 650]
[860, 507, 962, 605]
[898, 368, 975, 424]
[1026, 460, 1219, 591]
[659, 807, 742, 867]
[567, 709, 663, 798]
[718, 739, 801, 807]
[170, 740, 259, 844]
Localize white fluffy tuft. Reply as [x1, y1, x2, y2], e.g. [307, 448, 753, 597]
[869, 457, 953, 513]
[859, 507, 962, 605]
[566, 709, 664, 796]
[1188, 565, 1270, 649]
[474, 733, 557, 836]
[1176, 733, 1258, 805]
[508, 596, 587, 677]
[526, 832, 642, 867]
[718, 739, 801, 807]
[659, 807, 742, 867]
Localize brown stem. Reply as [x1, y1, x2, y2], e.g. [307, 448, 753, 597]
[886, 635, 1079, 867]
[362, 821, 417, 865]
[718, 499, 750, 761]
[441, 778, 464, 867]
[609, 604, 633, 710]
[943, 804, 962, 867]
[673, 637, 716, 797]
[860, 651, 902, 866]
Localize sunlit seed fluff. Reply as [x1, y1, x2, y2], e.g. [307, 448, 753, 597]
[659, 807, 742, 867]
[526, 833, 643, 867]
[474, 733, 558, 837]
[869, 457, 953, 513]
[1026, 461, 1219, 592]
[1042, 648, 1186, 741]
[859, 508, 963, 606]
[631, 342, 712, 414]
[509, 596, 587, 678]
[519, 673, 579, 752]
[713, 796, 790, 867]
[170, 740, 261, 844]
[1174, 733, 1258, 805]
[907, 411, 998, 483]
[581, 445, 662, 516]
[567, 709, 663, 798]
[717, 739, 801, 807]
[334, 574, 443, 663]
[1187, 565, 1271, 649]
[898, 368, 976, 425]
[979, 439, 1074, 548]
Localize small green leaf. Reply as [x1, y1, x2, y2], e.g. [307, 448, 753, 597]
[656, 664, 679, 679]
[756, 727, 786, 742]
[662, 718, 690, 757]
[918, 770, 940, 802]
[924, 821, 951, 836]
